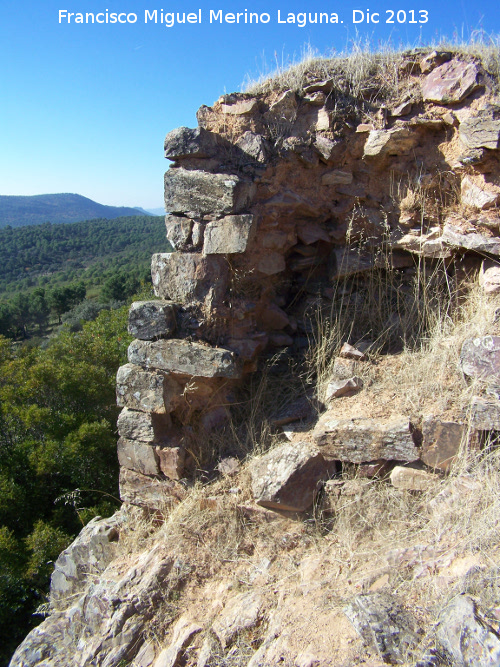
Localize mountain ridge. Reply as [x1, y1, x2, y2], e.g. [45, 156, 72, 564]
[0, 193, 147, 228]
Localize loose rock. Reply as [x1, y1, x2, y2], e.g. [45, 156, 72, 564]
[460, 336, 500, 383]
[480, 259, 500, 293]
[421, 417, 466, 472]
[390, 466, 439, 491]
[344, 592, 421, 664]
[156, 446, 185, 479]
[339, 342, 367, 360]
[325, 376, 363, 401]
[363, 128, 418, 158]
[422, 59, 481, 103]
[471, 396, 500, 429]
[441, 222, 500, 254]
[459, 110, 500, 150]
[250, 441, 328, 512]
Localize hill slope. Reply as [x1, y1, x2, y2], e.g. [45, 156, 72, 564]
[0, 193, 144, 228]
[0, 214, 170, 294]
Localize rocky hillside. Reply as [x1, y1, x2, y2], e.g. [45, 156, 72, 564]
[10, 47, 500, 666]
[0, 193, 144, 228]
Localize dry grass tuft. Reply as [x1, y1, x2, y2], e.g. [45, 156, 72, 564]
[243, 36, 500, 102]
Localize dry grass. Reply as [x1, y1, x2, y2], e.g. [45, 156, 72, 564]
[244, 40, 406, 99]
[120, 213, 500, 666]
[243, 36, 500, 103]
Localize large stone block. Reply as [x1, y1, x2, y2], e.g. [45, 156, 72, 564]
[422, 59, 481, 103]
[363, 128, 418, 158]
[128, 339, 242, 379]
[460, 336, 500, 383]
[151, 252, 228, 304]
[119, 467, 184, 509]
[421, 417, 466, 471]
[164, 126, 217, 160]
[117, 437, 160, 476]
[116, 363, 181, 413]
[164, 168, 253, 216]
[313, 415, 419, 463]
[471, 396, 500, 429]
[127, 300, 176, 340]
[117, 407, 172, 443]
[203, 214, 256, 254]
[460, 111, 500, 150]
[441, 222, 500, 254]
[250, 441, 328, 512]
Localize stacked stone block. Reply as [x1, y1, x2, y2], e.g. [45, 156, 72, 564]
[117, 54, 500, 508]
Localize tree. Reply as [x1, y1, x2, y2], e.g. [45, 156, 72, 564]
[29, 288, 50, 332]
[0, 304, 131, 660]
[48, 282, 86, 323]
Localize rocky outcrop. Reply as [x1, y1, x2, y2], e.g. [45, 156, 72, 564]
[344, 592, 422, 664]
[50, 514, 122, 612]
[10, 543, 178, 667]
[436, 595, 500, 666]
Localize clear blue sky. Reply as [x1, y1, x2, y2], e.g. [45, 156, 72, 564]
[0, 0, 498, 208]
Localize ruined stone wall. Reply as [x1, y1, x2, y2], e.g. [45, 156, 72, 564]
[116, 51, 500, 509]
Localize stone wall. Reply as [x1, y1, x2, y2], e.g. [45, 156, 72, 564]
[117, 51, 500, 508]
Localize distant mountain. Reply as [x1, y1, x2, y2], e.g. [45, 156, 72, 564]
[143, 207, 165, 216]
[0, 193, 147, 228]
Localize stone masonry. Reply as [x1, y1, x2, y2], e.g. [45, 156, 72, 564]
[116, 53, 500, 509]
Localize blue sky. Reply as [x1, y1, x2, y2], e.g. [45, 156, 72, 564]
[1, 1, 499, 208]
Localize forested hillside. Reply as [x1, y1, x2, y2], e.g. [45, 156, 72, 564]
[0, 215, 167, 291]
[0, 307, 131, 664]
[0, 193, 144, 228]
[0, 215, 171, 339]
[0, 212, 172, 661]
